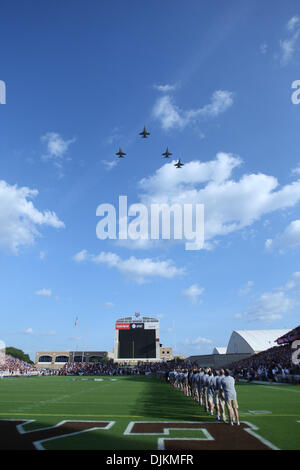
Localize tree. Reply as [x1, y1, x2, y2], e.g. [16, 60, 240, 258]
[6, 347, 34, 364]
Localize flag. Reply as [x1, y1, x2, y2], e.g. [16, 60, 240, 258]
[135, 312, 140, 318]
[74, 316, 78, 327]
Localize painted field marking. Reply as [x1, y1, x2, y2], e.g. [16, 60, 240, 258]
[124, 421, 280, 450]
[257, 386, 300, 393]
[124, 421, 214, 437]
[0, 412, 299, 418]
[239, 414, 299, 417]
[0, 412, 152, 418]
[158, 428, 214, 450]
[34, 420, 115, 450]
[243, 421, 279, 450]
[0, 419, 115, 450]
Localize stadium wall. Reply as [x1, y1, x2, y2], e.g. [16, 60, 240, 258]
[35, 350, 110, 370]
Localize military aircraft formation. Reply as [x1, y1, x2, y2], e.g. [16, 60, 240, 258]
[115, 126, 184, 168]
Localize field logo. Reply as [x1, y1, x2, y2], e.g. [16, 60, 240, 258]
[0, 341, 5, 368]
[0, 81, 6, 104]
[96, 196, 204, 251]
[124, 421, 279, 450]
[291, 340, 300, 365]
[0, 420, 115, 450]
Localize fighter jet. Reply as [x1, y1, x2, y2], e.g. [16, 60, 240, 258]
[139, 126, 150, 138]
[162, 147, 172, 158]
[115, 147, 126, 158]
[174, 159, 184, 168]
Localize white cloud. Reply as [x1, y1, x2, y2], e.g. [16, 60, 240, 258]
[287, 15, 300, 32]
[73, 250, 185, 283]
[102, 159, 118, 171]
[19, 328, 56, 336]
[278, 16, 300, 66]
[105, 126, 124, 145]
[266, 220, 300, 251]
[152, 95, 184, 130]
[284, 271, 300, 291]
[0, 180, 65, 254]
[239, 280, 254, 296]
[39, 251, 46, 260]
[138, 152, 300, 247]
[240, 291, 293, 322]
[73, 249, 89, 262]
[279, 35, 299, 65]
[191, 90, 234, 118]
[191, 336, 213, 345]
[35, 288, 52, 297]
[292, 166, 300, 175]
[21, 327, 34, 335]
[182, 284, 204, 304]
[238, 271, 300, 322]
[182, 336, 213, 352]
[152, 90, 234, 130]
[153, 83, 177, 93]
[41, 132, 76, 177]
[102, 301, 115, 309]
[41, 132, 75, 159]
[260, 43, 268, 54]
[39, 330, 56, 336]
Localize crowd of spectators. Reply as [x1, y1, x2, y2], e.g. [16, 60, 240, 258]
[227, 343, 300, 383]
[276, 325, 300, 344]
[2, 341, 299, 384]
[0, 354, 37, 376]
[58, 359, 196, 376]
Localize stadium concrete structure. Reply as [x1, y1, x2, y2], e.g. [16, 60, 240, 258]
[35, 315, 174, 369]
[35, 326, 289, 370]
[35, 351, 112, 371]
[187, 328, 290, 368]
[35, 316, 175, 370]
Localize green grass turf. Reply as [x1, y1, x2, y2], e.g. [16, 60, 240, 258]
[0, 375, 299, 449]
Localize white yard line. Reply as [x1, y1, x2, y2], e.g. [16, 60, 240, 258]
[257, 385, 300, 393]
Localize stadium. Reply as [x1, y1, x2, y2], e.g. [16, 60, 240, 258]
[2, 1, 300, 458]
[0, 321, 299, 450]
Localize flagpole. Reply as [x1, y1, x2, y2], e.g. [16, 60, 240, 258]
[82, 329, 86, 363]
[173, 321, 177, 357]
[74, 316, 78, 361]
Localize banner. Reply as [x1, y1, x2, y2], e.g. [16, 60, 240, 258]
[115, 323, 130, 330]
[131, 323, 144, 329]
[144, 322, 158, 330]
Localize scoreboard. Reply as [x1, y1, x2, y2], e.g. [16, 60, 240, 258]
[114, 317, 160, 362]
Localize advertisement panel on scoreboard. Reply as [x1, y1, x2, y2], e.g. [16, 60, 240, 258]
[130, 322, 144, 329]
[144, 322, 158, 330]
[115, 323, 130, 330]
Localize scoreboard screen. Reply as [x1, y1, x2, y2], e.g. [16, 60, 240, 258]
[118, 326, 156, 359]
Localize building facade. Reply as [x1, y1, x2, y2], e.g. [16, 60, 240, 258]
[35, 351, 110, 370]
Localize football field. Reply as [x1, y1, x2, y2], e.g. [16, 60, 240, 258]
[0, 375, 299, 450]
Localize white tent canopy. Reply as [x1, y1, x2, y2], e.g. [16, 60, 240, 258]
[226, 329, 289, 355]
[213, 347, 227, 355]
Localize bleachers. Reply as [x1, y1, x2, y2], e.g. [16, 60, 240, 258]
[226, 342, 300, 383]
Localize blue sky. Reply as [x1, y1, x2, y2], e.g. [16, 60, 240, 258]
[1, 1, 300, 360]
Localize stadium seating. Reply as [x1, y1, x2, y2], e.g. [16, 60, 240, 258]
[226, 343, 300, 384]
